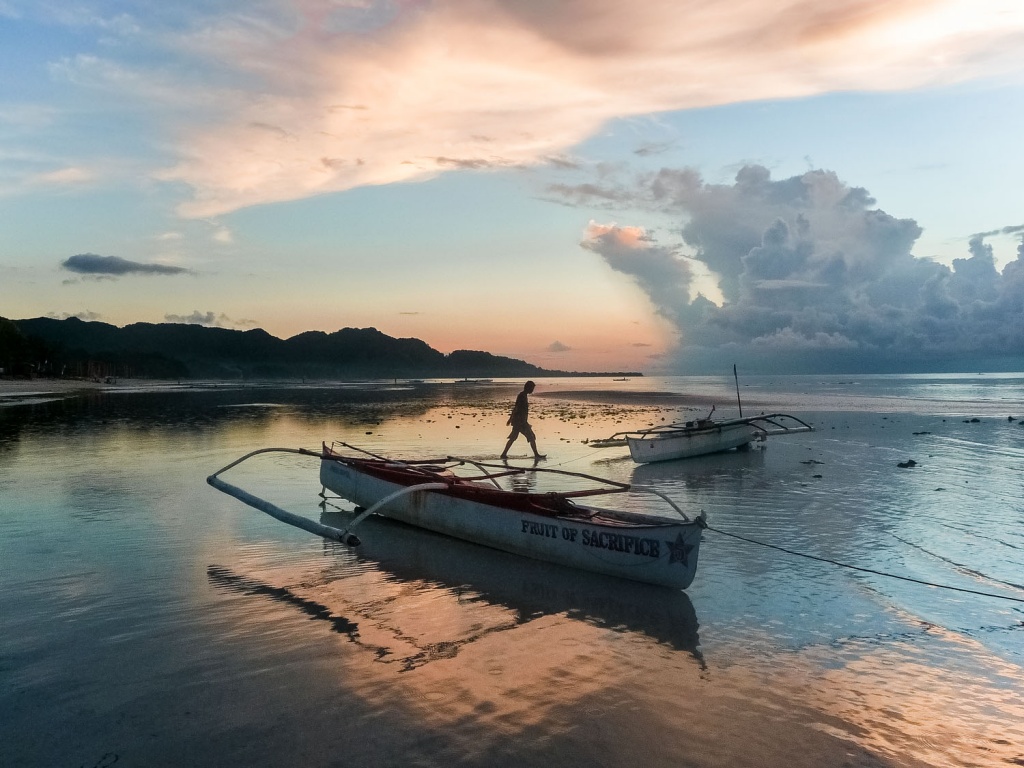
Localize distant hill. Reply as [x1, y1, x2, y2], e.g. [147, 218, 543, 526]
[4, 317, 641, 380]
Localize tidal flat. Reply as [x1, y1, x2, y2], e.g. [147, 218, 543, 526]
[2, 374, 1022, 767]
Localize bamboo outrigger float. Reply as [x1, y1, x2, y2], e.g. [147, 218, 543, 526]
[208, 442, 707, 590]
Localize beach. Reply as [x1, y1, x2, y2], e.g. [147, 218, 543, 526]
[1, 375, 1022, 767]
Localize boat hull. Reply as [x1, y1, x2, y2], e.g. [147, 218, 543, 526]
[627, 422, 759, 463]
[320, 458, 702, 589]
[319, 508, 703, 655]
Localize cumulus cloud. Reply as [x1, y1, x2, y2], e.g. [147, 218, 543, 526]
[42, 0, 1018, 217]
[164, 310, 231, 326]
[47, 310, 103, 321]
[577, 165, 1024, 372]
[61, 253, 191, 276]
[547, 340, 572, 352]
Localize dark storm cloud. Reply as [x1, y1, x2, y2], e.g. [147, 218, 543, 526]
[62, 253, 191, 276]
[575, 165, 1024, 372]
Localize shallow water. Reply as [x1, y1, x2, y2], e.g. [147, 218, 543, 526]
[1, 375, 1022, 767]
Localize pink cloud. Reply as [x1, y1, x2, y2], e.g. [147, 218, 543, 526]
[145, 0, 1024, 217]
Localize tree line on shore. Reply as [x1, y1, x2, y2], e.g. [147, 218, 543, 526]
[0, 317, 640, 381]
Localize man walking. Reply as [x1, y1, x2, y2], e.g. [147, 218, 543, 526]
[500, 380, 545, 460]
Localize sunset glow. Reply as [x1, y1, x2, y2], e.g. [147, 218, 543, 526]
[2, 0, 1023, 372]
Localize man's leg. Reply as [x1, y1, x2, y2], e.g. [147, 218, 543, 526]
[500, 428, 519, 459]
[525, 425, 544, 459]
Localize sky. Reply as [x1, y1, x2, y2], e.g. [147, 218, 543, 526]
[2, 0, 1024, 374]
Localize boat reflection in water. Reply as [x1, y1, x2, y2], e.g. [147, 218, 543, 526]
[628, 445, 767, 493]
[209, 499, 703, 667]
[317, 503, 703, 662]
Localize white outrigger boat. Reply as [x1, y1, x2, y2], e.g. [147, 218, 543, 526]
[592, 408, 813, 464]
[208, 442, 706, 590]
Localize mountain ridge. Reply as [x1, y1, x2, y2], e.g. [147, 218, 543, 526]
[2, 317, 641, 380]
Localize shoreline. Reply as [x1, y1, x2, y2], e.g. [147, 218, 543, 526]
[0, 378, 748, 412]
[3, 376, 1019, 416]
[0, 377, 705, 402]
[0, 377, 202, 400]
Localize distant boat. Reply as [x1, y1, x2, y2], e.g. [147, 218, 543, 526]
[591, 409, 813, 463]
[208, 443, 707, 589]
[612, 377, 630, 381]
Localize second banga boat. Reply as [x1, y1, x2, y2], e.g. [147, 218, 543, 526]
[591, 409, 814, 463]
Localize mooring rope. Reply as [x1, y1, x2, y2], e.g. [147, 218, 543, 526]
[546, 447, 621, 468]
[704, 524, 1024, 604]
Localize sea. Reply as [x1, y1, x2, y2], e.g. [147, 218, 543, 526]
[1, 373, 1022, 768]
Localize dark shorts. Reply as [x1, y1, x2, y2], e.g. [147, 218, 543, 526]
[507, 423, 536, 442]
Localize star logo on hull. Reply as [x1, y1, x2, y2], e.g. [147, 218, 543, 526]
[665, 532, 694, 566]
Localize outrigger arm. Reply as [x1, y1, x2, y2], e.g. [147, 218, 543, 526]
[207, 447, 447, 546]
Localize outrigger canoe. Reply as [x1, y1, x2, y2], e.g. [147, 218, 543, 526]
[208, 442, 706, 590]
[592, 410, 813, 463]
